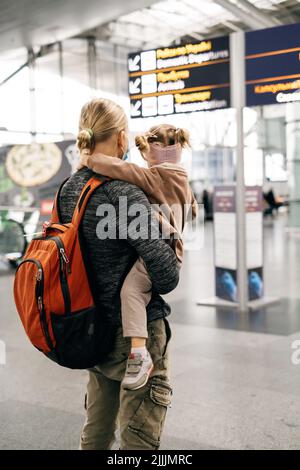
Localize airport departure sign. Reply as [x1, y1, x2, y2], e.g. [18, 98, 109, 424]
[246, 23, 300, 107]
[128, 36, 230, 118]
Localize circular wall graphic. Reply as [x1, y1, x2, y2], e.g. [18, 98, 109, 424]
[5, 143, 62, 187]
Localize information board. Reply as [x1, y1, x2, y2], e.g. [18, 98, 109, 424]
[128, 36, 230, 118]
[246, 23, 300, 106]
[213, 185, 263, 302]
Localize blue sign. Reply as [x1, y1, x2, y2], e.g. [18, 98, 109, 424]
[246, 23, 300, 107]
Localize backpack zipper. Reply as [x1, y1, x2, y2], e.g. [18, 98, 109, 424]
[16, 258, 53, 350]
[51, 236, 71, 314]
[27, 235, 72, 314]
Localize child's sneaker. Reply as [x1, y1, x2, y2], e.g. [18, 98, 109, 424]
[122, 351, 154, 390]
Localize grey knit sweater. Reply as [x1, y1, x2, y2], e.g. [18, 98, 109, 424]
[59, 167, 180, 329]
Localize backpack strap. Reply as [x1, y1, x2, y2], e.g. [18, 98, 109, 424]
[71, 176, 107, 228]
[50, 177, 70, 224]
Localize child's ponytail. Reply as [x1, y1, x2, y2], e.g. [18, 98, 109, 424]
[135, 134, 150, 153]
[135, 124, 191, 156]
[175, 127, 191, 148]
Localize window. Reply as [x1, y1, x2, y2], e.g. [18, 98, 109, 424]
[265, 152, 287, 182]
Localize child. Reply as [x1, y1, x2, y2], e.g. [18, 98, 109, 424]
[79, 124, 198, 390]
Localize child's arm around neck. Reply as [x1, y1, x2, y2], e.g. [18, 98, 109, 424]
[82, 152, 156, 197]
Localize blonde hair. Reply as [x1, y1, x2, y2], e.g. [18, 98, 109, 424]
[135, 123, 190, 154]
[77, 98, 127, 152]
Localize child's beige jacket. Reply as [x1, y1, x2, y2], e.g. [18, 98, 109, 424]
[82, 153, 198, 263]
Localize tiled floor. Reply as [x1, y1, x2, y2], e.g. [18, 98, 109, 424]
[0, 215, 300, 449]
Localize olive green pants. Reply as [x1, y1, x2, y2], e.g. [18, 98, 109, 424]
[80, 318, 172, 450]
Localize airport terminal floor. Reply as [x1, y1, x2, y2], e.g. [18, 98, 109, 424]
[1, 214, 300, 450]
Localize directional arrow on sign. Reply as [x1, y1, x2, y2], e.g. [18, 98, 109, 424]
[129, 78, 141, 94]
[130, 100, 142, 117]
[128, 54, 141, 72]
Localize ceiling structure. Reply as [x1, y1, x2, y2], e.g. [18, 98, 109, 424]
[0, 0, 158, 53]
[1, 0, 300, 98]
[1, 0, 300, 55]
[79, 0, 300, 50]
[0, 0, 299, 140]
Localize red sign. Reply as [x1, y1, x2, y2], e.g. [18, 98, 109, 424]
[40, 200, 53, 215]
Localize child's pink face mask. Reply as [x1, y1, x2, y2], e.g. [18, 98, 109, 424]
[146, 142, 182, 167]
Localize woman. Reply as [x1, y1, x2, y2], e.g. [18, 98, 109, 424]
[59, 98, 180, 450]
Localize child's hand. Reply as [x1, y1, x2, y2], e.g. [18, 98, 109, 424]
[77, 149, 90, 170]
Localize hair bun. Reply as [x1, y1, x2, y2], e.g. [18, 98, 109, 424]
[77, 129, 93, 151]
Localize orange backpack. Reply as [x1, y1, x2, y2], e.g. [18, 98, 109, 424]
[14, 176, 108, 369]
